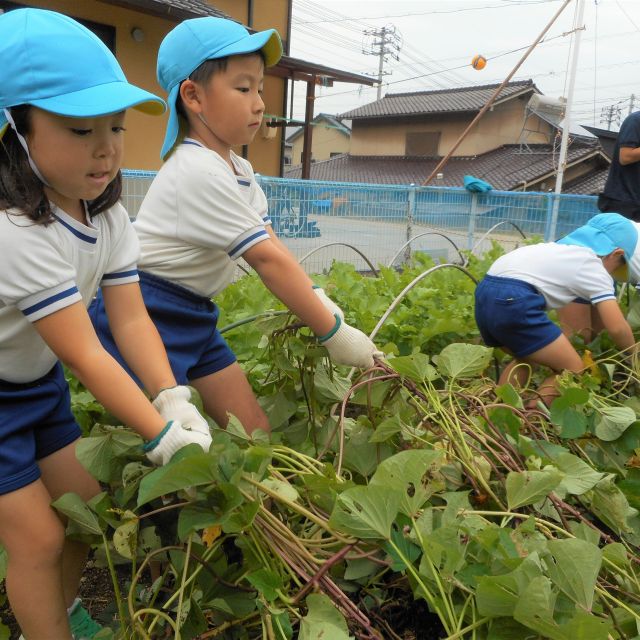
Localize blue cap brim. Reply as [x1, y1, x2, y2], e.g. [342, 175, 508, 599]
[30, 81, 166, 117]
[160, 83, 180, 159]
[215, 29, 282, 67]
[557, 226, 618, 257]
[0, 81, 165, 141]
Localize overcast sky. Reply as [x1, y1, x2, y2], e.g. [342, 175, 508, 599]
[286, 0, 640, 132]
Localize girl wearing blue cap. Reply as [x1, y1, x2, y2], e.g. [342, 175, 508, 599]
[0, 9, 214, 639]
[90, 17, 382, 436]
[475, 213, 639, 406]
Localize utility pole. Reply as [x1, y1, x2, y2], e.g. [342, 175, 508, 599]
[362, 24, 402, 100]
[600, 103, 621, 130]
[629, 93, 636, 115]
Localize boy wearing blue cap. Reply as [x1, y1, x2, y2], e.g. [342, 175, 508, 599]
[475, 213, 639, 405]
[0, 9, 214, 639]
[91, 17, 382, 435]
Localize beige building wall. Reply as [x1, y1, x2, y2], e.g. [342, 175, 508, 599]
[290, 124, 350, 164]
[350, 98, 553, 157]
[13, 0, 288, 173]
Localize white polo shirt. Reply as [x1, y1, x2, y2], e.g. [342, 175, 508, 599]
[0, 203, 139, 383]
[487, 242, 616, 309]
[133, 140, 271, 298]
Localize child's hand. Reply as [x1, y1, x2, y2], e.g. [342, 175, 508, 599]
[319, 316, 382, 368]
[153, 386, 209, 432]
[144, 420, 212, 466]
[312, 285, 345, 321]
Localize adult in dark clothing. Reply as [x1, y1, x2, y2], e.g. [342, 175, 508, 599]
[599, 111, 640, 221]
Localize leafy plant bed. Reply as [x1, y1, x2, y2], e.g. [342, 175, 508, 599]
[1, 249, 639, 639]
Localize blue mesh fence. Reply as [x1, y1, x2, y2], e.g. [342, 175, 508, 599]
[122, 170, 600, 274]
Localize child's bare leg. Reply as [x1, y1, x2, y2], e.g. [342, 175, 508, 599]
[522, 334, 583, 406]
[0, 481, 71, 639]
[191, 362, 270, 435]
[558, 302, 592, 340]
[38, 441, 101, 608]
[498, 358, 531, 388]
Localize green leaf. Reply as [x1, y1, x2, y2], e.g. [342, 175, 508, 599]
[384, 527, 421, 571]
[260, 478, 300, 504]
[137, 449, 216, 506]
[506, 469, 563, 509]
[113, 514, 139, 560]
[247, 568, 282, 602]
[476, 554, 544, 617]
[594, 406, 636, 441]
[313, 367, 351, 403]
[555, 453, 605, 496]
[388, 353, 438, 382]
[299, 593, 352, 640]
[368, 415, 403, 443]
[495, 383, 524, 409]
[329, 485, 401, 540]
[258, 391, 298, 430]
[544, 538, 602, 610]
[589, 477, 638, 535]
[550, 405, 587, 439]
[76, 430, 142, 482]
[433, 343, 493, 379]
[371, 449, 445, 516]
[52, 492, 102, 536]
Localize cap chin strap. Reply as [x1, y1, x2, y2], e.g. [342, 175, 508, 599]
[3, 108, 51, 187]
[198, 112, 217, 140]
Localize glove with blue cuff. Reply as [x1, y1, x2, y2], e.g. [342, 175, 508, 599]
[312, 285, 345, 321]
[145, 386, 212, 465]
[318, 315, 382, 369]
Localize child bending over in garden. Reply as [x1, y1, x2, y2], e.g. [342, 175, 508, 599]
[474, 213, 639, 406]
[0, 10, 213, 639]
[91, 17, 382, 436]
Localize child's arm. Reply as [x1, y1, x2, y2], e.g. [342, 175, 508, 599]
[243, 238, 381, 368]
[99, 283, 176, 397]
[595, 299, 637, 355]
[34, 301, 211, 464]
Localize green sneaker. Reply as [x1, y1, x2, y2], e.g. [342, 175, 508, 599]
[68, 598, 103, 639]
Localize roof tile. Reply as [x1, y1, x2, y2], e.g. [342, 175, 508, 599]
[284, 142, 604, 193]
[341, 80, 536, 119]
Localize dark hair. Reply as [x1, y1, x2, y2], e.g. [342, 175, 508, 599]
[0, 105, 122, 225]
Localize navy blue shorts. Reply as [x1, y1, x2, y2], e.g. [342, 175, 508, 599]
[0, 363, 81, 495]
[89, 271, 236, 386]
[474, 274, 562, 358]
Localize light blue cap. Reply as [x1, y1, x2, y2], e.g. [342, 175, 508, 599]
[157, 17, 283, 159]
[557, 212, 640, 280]
[0, 8, 165, 139]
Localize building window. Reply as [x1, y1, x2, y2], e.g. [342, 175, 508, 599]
[0, 1, 116, 52]
[329, 152, 341, 158]
[405, 131, 440, 157]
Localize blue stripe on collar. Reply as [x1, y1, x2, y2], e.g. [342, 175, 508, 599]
[53, 214, 97, 244]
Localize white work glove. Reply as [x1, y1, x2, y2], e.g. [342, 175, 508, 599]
[144, 420, 212, 466]
[152, 385, 209, 431]
[318, 315, 382, 369]
[144, 386, 212, 465]
[312, 285, 345, 321]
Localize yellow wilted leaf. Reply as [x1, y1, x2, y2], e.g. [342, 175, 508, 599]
[582, 350, 601, 379]
[202, 525, 222, 547]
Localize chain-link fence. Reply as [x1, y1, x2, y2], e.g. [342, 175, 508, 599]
[122, 170, 600, 274]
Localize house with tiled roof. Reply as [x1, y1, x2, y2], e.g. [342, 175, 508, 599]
[285, 113, 351, 165]
[1, 0, 373, 174]
[285, 80, 610, 194]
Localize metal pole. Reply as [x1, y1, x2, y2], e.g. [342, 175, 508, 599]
[549, 0, 585, 240]
[422, 0, 573, 186]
